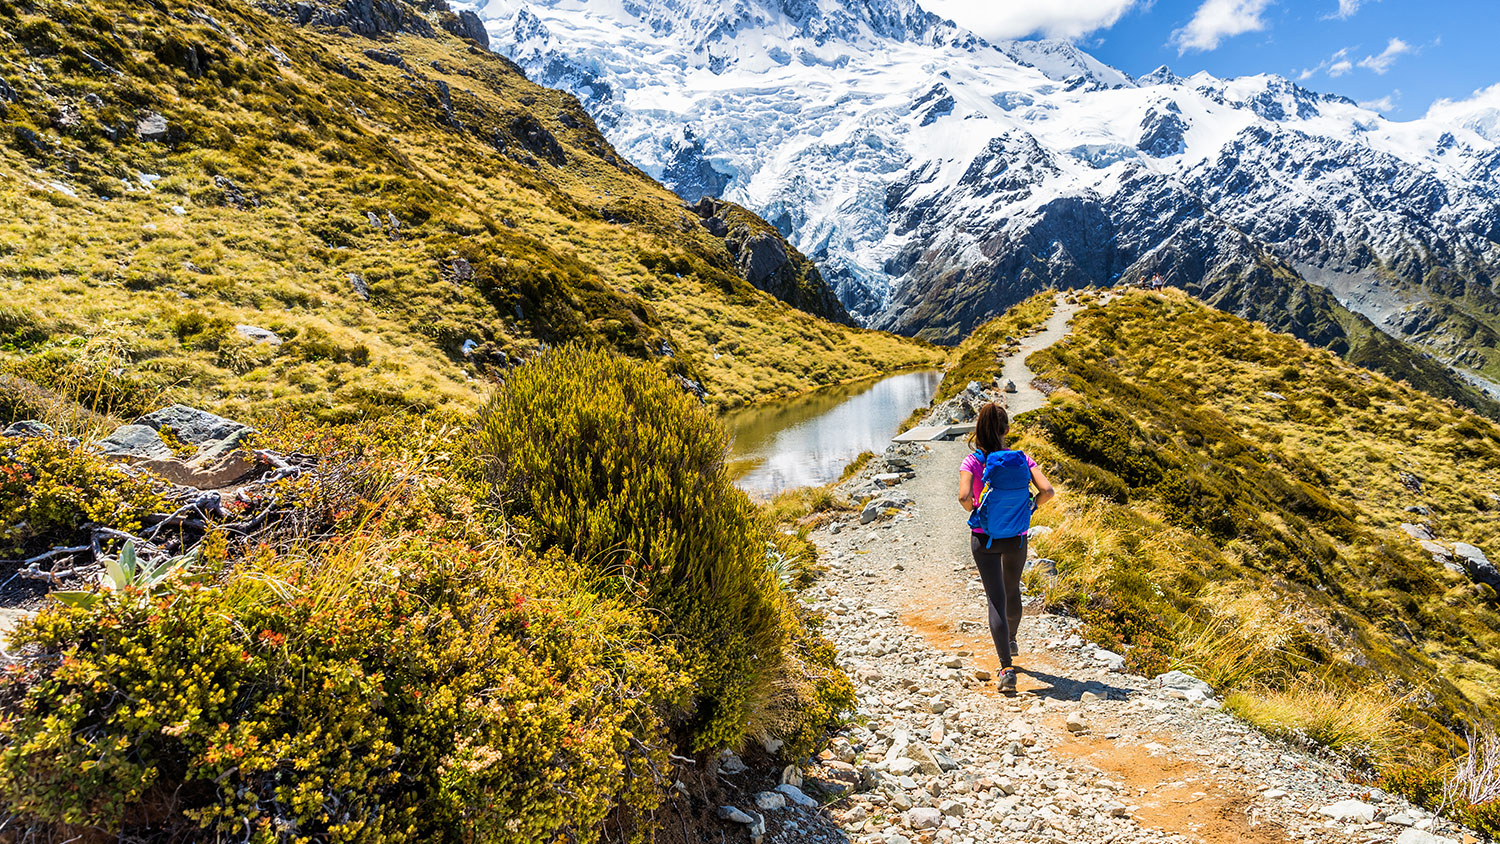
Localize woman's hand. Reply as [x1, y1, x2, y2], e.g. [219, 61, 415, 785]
[959, 469, 976, 512]
[1030, 465, 1055, 510]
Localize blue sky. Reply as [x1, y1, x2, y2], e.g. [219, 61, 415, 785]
[922, 0, 1499, 119]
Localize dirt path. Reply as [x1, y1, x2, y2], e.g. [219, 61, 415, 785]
[790, 295, 1464, 844]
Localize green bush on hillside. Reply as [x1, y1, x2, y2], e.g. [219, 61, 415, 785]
[480, 344, 851, 752]
[0, 463, 686, 844]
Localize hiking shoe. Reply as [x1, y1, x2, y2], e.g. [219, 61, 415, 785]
[1009, 639, 1020, 656]
[998, 667, 1017, 694]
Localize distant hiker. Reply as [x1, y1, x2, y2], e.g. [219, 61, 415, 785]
[1150, 274, 1164, 291]
[958, 403, 1054, 694]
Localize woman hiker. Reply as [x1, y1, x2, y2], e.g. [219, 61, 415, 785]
[958, 403, 1054, 694]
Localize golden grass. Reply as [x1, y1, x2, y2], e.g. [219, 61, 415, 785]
[0, 0, 940, 424]
[1226, 681, 1406, 757]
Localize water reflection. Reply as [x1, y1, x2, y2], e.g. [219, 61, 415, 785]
[724, 370, 943, 498]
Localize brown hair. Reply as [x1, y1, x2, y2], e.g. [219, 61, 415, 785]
[972, 403, 1009, 454]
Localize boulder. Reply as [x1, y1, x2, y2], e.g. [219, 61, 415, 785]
[716, 749, 748, 775]
[774, 783, 817, 808]
[753, 791, 786, 811]
[1395, 829, 1455, 844]
[1155, 669, 1214, 701]
[136, 112, 169, 141]
[97, 424, 173, 460]
[2, 420, 54, 438]
[716, 806, 753, 824]
[907, 807, 942, 830]
[1401, 523, 1435, 542]
[1318, 799, 1377, 823]
[136, 405, 253, 461]
[1420, 540, 1453, 562]
[235, 324, 282, 345]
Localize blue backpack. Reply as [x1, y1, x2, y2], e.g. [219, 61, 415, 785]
[967, 449, 1034, 546]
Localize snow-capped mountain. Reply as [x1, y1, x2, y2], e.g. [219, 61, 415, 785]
[461, 0, 1500, 395]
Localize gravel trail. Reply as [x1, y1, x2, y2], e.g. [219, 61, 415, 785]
[761, 295, 1468, 844]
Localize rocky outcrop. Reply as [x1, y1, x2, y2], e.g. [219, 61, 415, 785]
[691, 197, 853, 325]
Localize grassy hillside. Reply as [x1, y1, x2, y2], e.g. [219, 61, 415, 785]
[0, 348, 852, 841]
[952, 291, 1500, 773]
[0, 0, 939, 426]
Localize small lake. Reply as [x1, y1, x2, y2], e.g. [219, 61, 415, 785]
[725, 369, 943, 499]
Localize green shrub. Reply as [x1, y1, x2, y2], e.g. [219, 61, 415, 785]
[480, 345, 848, 751]
[0, 436, 165, 557]
[0, 532, 687, 844]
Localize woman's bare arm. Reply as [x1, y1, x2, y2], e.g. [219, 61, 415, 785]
[1030, 465, 1055, 510]
[959, 470, 976, 511]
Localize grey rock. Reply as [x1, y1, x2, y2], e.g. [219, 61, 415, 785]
[1024, 557, 1058, 577]
[235, 324, 282, 345]
[717, 749, 748, 775]
[1004, 379, 1018, 393]
[1401, 523, 1435, 542]
[753, 790, 786, 810]
[348, 272, 370, 300]
[716, 805, 753, 824]
[136, 112, 170, 141]
[3, 420, 54, 438]
[1420, 540, 1453, 561]
[1156, 669, 1214, 701]
[136, 405, 253, 461]
[1396, 831, 1457, 844]
[907, 806, 942, 830]
[1455, 542, 1500, 586]
[1318, 799, 1377, 823]
[363, 48, 406, 68]
[97, 424, 173, 460]
[774, 783, 817, 808]
[443, 8, 490, 48]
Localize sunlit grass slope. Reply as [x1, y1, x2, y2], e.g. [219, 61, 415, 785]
[953, 291, 1500, 769]
[0, 0, 939, 424]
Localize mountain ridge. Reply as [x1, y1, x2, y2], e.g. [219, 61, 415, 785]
[474, 0, 1500, 411]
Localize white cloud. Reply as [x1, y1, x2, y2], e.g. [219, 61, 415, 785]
[1329, 0, 1371, 19]
[1357, 37, 1411, 74]
[1426, 83, 1500, 141]
[922, 0, 1141, 41]
[1299, 47, 1352, 80]
[1172, 0, 1274, 53]
[1359, 91, 1399, 112]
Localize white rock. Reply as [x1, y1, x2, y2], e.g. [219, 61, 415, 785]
[775, 783, 818, 808]
[1155, 670, 1215, 701]
[939, 799, 966, 817]
[1318, 799, 1377, 823]
[717, 805, 753, 824]
[1396, 830, 1458, 844]
[717, 749, 748, 775]
[753, 791, 786, 810]
[907, 807, 942, 830]
[1386, 809, 1423, 827]
[235, 324, 282, 345]
[1065, 712, 1087, 733]
[1262, 788, 1290, 800]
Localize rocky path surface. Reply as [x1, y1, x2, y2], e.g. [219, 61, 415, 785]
[731, 295, 1470, 844]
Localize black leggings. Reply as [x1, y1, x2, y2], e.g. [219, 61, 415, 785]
[971, 534, 1026, 669]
